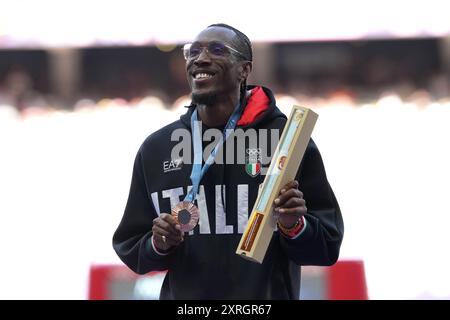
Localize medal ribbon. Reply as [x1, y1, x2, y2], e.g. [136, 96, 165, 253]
[184, 103, 242, 202]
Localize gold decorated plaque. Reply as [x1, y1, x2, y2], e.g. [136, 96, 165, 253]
[236, 105, 318, 263]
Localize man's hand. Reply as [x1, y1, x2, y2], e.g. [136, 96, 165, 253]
[273, 180, 307, 228]
[152, 213, 184, 252]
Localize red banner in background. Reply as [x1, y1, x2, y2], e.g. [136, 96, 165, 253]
[88, 260, 368, 300]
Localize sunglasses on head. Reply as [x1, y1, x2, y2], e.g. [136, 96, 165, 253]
[183, 41, 246, 61]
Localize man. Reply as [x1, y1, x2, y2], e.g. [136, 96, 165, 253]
[113, 24, 344, 299]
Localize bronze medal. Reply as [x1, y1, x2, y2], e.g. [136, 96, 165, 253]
[171, 201, 199, 232]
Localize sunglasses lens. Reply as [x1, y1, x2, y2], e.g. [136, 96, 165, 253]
[189, 44, 202, 58]
[183, 43, 201, 60]
[209, 42, 228, 56]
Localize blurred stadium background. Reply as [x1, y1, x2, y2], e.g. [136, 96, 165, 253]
[1, 0, 449, 299]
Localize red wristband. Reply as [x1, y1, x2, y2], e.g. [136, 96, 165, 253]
[278, 216, 305, 238]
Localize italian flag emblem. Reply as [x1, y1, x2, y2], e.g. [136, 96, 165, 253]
[245, 162, 261, 177]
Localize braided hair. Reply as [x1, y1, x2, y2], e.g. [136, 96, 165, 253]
[207, 23, 252, 106]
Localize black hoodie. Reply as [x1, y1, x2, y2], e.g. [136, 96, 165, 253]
[113, 86, 344, 299]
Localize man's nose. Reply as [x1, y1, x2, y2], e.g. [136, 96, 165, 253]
[193, 48, 212, 65]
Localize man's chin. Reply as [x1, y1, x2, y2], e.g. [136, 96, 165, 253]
[191, 91, 218, 106]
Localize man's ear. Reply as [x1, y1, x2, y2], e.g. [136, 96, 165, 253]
[239, 62, 253, 81]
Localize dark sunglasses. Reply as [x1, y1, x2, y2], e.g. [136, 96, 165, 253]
[183, 41, 246, 61]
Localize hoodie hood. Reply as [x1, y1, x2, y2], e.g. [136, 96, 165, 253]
[180, 85, 286, 129]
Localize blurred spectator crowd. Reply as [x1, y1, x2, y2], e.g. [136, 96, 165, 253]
[1, 38, 450, 119]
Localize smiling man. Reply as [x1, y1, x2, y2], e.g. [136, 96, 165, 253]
[113, 24, 344, 299]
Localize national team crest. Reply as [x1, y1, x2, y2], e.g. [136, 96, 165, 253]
[245, 148, 261, 177]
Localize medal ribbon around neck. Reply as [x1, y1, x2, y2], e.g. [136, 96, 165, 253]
[185, 102, 243, 203]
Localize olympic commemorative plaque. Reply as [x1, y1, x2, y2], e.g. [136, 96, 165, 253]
[236, 106, 318, 263]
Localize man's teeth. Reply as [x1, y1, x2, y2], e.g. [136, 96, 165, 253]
[195, 73, 213, 79]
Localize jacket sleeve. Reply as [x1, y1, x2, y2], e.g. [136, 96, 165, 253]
[112, 146, 172, 274]
[279, 139, 344, 266]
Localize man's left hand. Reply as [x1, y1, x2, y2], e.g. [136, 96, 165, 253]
[273, 180, 307, 228]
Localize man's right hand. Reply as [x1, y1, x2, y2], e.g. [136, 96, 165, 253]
[152, 213, 184, 252]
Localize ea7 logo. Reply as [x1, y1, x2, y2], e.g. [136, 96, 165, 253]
[163, 158, 183, 173]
